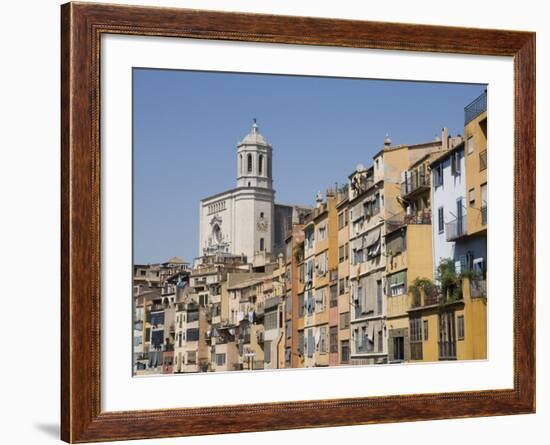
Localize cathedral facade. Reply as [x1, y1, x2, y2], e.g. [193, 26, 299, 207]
[199, 120, 276, 261]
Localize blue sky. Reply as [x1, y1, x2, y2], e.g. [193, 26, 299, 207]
[133, 68, 485, 264]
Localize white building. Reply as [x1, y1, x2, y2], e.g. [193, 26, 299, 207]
[430, 143, 486, 276]
[199, 120, 275, 261]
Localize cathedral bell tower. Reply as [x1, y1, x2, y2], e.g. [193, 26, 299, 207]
[236, 119, 273, 189]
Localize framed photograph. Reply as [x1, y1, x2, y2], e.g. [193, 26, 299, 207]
[61, 2, 535, 442]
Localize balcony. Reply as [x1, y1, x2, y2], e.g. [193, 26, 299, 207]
[410, 286, 440, 309]
[470, 279, 487, 298]
[445, 215, 467, 241]
[479, 150, 487, 171]
[386, 210, 431, 234]
[464, 90, 487, 125]
[401, 172, 430, 198]
[481, 205, 487, 226]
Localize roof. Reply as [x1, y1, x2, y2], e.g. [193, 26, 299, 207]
[164, 256, 186, 265]
[429, 141, 465, 167]
[238, 119, 271, 147]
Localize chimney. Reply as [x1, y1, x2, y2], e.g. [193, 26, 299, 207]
[441, 127, 449, 151]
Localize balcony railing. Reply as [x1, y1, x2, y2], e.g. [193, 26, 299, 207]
[401, 172, 430, 197]
[470, 279, 487, 298]
[445, 215, 467, 241]
[479, 150, 487, 171]
[464, 90, 487, 125]
[481, 205, 487, 226]
[386, 210, 431, 233]
[410, 286, 440, 308]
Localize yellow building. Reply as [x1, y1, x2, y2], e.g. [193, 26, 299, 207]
[284, 225, 305, 368]
[336, 194, 351, 364]
[385, 152, 439, 362]
[297, 190, 338, 367]
[464, 90, 488, 237]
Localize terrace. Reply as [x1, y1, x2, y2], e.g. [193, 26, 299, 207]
[464, 90, 487, 125]
[445, 215, 467, 241]
[385, 210, 431, 234]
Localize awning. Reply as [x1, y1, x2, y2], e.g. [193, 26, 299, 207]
[364, 227, 381, 248]
[369, 322, 375, 340]
[352, 236, 364, 250]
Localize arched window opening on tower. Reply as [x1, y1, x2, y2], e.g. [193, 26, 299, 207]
[247, 154, 252, 173]
[260, 238, 265, 252]
[239, 154, 243, 175]
[258, 154, 263, 175]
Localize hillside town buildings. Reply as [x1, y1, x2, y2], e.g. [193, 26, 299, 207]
[134, 91, 488, 375]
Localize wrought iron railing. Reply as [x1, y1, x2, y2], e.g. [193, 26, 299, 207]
[479, 150, 487, 171]
[401, 172, 430, 197]
[464, 90, 487, 125]
[445, 215, 467, 241]
[470, 279, 487, 298]
[386, 210, 431, 233]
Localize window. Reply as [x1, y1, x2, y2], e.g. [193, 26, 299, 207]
[258, 154, 263, 175]
[315, 288, 326, 313]
[457, 315, 465, 340]
[433, 163, 444, 187]
[298, 293, 305, 317]
[330, 326, 338, 353]
[376, 280, 383, 315]
[338, 211, 348, 229]
[393, 336, 405, 361]
[264, 341, 272, 363]
[186, 328, 199, 341]
[410, 317, 423, 360]
[317, 224, 327, 240]
[298, 330, 304, 356]
[439, 311, 457, 360]
[330, 285, 338, 307]
[264, 310, 278, 330]
[469, 188, 476, 207]
[187, 351, 196, 364]
[388, 271, 407, 296]
[344, 242, 349, 260]
[199, 294, 208, 306]
[363, 194, 380, 217]
[341, 340, 350, 363]
[339, 245, 345, 263]
[259, 238, 264, 251]
[319, 326, 328, 354]
[315, 252, 327, 276]
[451, 151, 461, 176]
[286, 294, 292, 316]
[339, 312, 350, 329]
[216, 353, 226, 366]
[247, 153, 252, 173]
[423, 320, 429, 340]
[286, 319, 292, 338]
[338, 278, 345, 295]
[467, 136, 474, 154]
[438, 207, 444, 234]
[307, 329, 314, 357]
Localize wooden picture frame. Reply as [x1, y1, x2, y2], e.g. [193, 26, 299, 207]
[61, 2, 535, 442]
